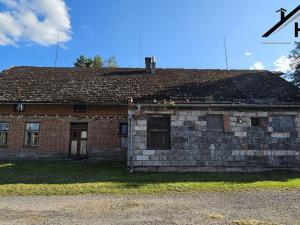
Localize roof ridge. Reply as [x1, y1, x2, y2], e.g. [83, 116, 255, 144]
[4, 65, 271, 72]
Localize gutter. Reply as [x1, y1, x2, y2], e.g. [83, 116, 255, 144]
[0, 102, 128, 106]
[2, 101, 300, 108]
[135, 103, 300, 108]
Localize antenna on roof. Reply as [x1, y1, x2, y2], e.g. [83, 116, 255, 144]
[139, 32, 142, 68]
[54, 32, 60, 67]
[223, 35, 229, 70]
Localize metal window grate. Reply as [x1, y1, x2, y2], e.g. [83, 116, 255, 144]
[147, 115, 170, 150]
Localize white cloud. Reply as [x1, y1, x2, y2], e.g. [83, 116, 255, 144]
[273, 55, 291, 73]
[250, 61, 265, 70]
[245, 52, 252, 56]
[0, 0, 71, 46]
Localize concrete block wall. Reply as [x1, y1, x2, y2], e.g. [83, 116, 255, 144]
[130, 109, 300, 171]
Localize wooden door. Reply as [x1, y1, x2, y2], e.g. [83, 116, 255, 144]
[70, 123, 88, 158]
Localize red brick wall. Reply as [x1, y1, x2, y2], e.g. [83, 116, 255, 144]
[39, 119, 70, 153]
[89, 118, 121, 149]
[0, 104, 127, 116]
[7, 118, 25, 150]
[0, 104, 128, 160]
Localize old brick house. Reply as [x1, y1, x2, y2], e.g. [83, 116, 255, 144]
[1, 60, 300, 171]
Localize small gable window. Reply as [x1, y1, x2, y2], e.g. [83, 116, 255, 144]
[74, 105, 87, 113]
[207, 115, 224, 131]
[0, 123, 9, 147]
[147, 115, 170, 150]
[13, 103, 25, 112]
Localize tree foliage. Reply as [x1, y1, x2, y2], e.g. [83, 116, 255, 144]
[93, 55, 104, 68]
[74, 55, 117, 68]
[105, 56, 118, 68]
[289, 42, 300, 87]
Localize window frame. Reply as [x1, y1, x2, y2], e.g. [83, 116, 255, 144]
[119, 123, 128, 136]
[250, 117, 262, 127]
[0, 123, 9, 147]
[206, 114, 224, 131]
[13, 103, 25, 112]
[24, 122, 40, 147]
[74, 105, 87, 113]
[147, 114, 171, 150]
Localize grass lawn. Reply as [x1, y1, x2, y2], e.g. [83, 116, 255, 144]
[0, 161, 299, 196]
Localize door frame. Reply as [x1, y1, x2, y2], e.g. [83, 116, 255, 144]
[69, 123, 89, 159]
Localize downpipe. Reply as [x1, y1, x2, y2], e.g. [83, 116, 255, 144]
[128, 104, 141, 173]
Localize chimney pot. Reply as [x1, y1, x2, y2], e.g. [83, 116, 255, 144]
[145, 56, 156, 74]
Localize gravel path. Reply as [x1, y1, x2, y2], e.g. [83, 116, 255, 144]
[0, 191, 299, 225]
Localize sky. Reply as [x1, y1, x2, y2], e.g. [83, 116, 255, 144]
[0, 0, 300, 71]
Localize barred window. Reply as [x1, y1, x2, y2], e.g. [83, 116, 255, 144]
[147, 115, 170, 150]
[0, 123, 9, 147]
[25, 123, 40, 147]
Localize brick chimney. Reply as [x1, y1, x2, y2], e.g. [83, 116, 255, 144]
[145, 56, 156, 75]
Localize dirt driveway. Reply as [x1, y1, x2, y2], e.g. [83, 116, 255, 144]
[0, 190, 299, 225]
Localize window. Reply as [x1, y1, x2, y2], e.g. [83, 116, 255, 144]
[13, 103, 25, 112]
[0, 123, 9, 147]
[119, 123, 128, 136]
[74, 105, 87, 113]
[272, 116, 295, 132]
[207, 115, 224, 131]
[251, 118, 261, 127]
[25, 123, 40, 147]
[147, 115, 170, 150]
[119, 123, 128, 148]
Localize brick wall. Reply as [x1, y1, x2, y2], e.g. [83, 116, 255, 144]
[130, 108, 300, 171]
[0, 104, 127, 116]
[0, 104, 128, 160]
[88, 116, 127, 160]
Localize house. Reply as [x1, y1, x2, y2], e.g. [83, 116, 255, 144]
[0, 58, 300, 171]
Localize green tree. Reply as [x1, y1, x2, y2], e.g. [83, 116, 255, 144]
[74, 55, 88, 68]
[85, 57, 94, 68]
[74, 55, 117, 68]
[105, 56, 118, 68]
[93, 55, 104, 68]
[289, 42, 300, 87]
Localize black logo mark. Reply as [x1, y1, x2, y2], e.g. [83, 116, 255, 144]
[262, 5, 300, 37]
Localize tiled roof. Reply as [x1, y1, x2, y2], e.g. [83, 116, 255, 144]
[0, 66, 300, 105]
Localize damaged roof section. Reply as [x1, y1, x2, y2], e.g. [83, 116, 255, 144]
[0, 66, 300, 105]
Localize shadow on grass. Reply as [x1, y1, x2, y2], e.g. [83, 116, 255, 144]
[0, 161, 299, 186]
